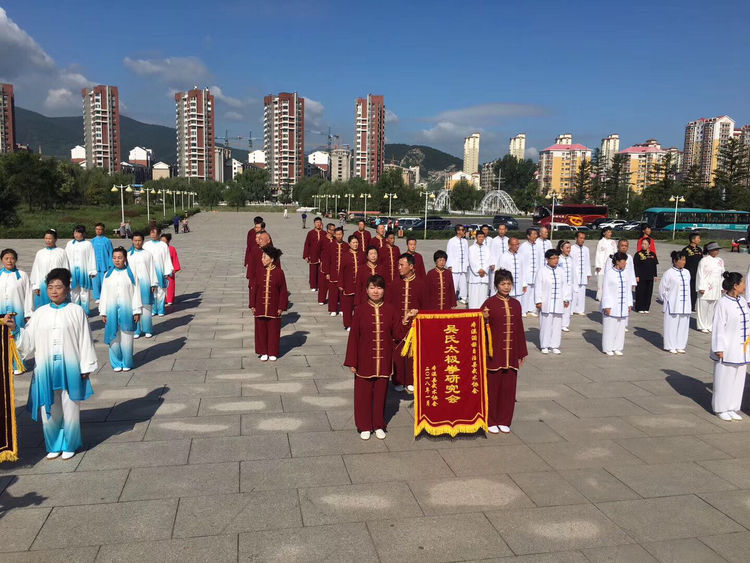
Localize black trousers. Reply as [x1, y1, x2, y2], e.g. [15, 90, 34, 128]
[634, 279, 654, 312]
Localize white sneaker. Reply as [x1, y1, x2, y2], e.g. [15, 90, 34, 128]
[145, 333, 153, 339]
[338, 311, 343, 316]
[268, 356, 277, 361]
[394, 384, 405, 392]
[700, 329, 710, 333]
[668, 349, 678, 354]
[529, 312, 538, 317]
[61, 451, 75, 460]
[157, 313, 165, 317]
[346, 327, 350, 331]
[330, 312, 337, 317]
[318, 302, 325, 306]
[360, 431, 371, 440]
[624, 327, 629, 332]
[540, 348, 549, 354]
[113, 367, 122, 372]
[552, 348, 561, 355]
[487, 425, 500, 434]
[46, 452, 61, 460]
[521, 313, 527, 318]
[13, 369, 22, 375]
[614, 350, 623, 356]
[406, 385, 414, 393]
[729, 411, 743, 420]
[311, 288, 317, 292]
[133, 334, 140, 339]
[605, 350, 615, 356]
[718, 412, 733, 421]
[374, 429, 386, 440]
[562, 327, 570, 332]
[677, 349, 686, 354]
[499, 425, 511, 433]
[260, 354, 269, 362]
[122, 367, 131, 372]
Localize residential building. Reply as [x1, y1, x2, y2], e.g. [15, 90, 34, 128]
[264, 92, 305, 188]
[0, 83, 15, 154]
[619, 139, 671, 194]
[383, 163, 416, 187]
[445, 170, 480, 190]
[509, 133, 525, 161]
[70, 145, 86, 165]
[175, 87, 215, 180]
[683, 115, 735, 186]
[213, 146, 231, 182]
[407, 166, 420, 185]
[152, 161, 171, 180]
[480, 161, 499, 190]
[308, 150, 330, 168]
[128, 146, 153, 167]
[354, 94, 385, 184]
[538, 134, 592, 196]
[463, 132, 480, 174]
[600, 134, 620, 169]
[226, 158, 244, 180]
[247, 149, 266, 167]
[733, 125, 750, 147]
[330, 146, 352, 182]
[82, 85, 121, 173]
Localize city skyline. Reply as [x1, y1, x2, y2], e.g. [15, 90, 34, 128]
[1, 2, 748, 161]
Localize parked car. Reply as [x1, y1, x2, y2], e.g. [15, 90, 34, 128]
[587, 217, 611, 229]
[598, 219, 628, 230]
[409, 218, 453, 231]
[620, 221, 648, 231]
[396, 217, 420, 230]
[492, 215, 519, 230]
[549, 222, 578, 232]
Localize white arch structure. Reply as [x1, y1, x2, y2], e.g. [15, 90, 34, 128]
[433, 190, 451, 212]
[479, 190, 521, 215]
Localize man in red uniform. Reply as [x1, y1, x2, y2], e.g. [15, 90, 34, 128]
[404, 237, 426, 279]
[302, 217, 325, 292]
[371, 223, 387, 249]
[244, 216, 264, 262]
[317, 223, 336, 306]
[339, 235, 364, 330]
[356, 246, 382, 305]
[425, 250, 457, 310]
[250, 246, 289, 362]
[326, 227, 347, 316]
[354, 220, 372, 251]
[481, 268, 528, 434]
[389, 253, 426, 393]
[345, 274, 416, 440]
[378, 230, 401, 285]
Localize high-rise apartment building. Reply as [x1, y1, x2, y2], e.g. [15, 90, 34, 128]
[600, 134, 620, 169]
[175, 87, 215, 179]
[354, 94, 385, 184]
[82, 85, 121, 172]
[619, 139, 671, 194]
[480, 161, 498, 190]
[0, 83, 15, 154]
[538, 134, 591, 195]
[509, 133, 525, 161]
[264, 92, 305, 188]
[683, 115, 735, 186]
[463, 132, 480, 174]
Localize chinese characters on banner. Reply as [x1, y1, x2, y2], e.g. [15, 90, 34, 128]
[404, 311, 489, 437]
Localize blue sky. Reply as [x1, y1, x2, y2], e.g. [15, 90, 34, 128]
[1, 0, 748, 160]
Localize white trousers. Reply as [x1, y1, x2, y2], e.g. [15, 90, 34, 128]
[41, 389, 82, 453]
[595, 273, 604, 301]
[539, 312, 562, 350]
[712, 361, 747, 413]
[562, 302, 572, 329]
[696, 298, 717, 331]
[70, 287, 92, 314]
[663, 312, 690, 351]
[452, 272, 468, 302]
[602, 315, 627, 353]
[522, 285, 537, 314]
[572, 285, 586, 314]
[468, 281, 490, 309]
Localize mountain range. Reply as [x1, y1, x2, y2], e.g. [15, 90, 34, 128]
[13, 107, 462, 174]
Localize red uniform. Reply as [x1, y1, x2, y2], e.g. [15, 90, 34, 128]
[355, 262, 382, 305]
[425, 267, 457, 310]
[354, 229, 372, 251]
[166, 245, 181, 305]
[251, 265, 289, 357]
[303, 228, 325, 290]
[326, 240, 346, 314]
[406, 251, 427, 279]
[371, 234, 386, 249]
[388, 274, 426, 388]
[480, 294, 528, 428]
[317, 235, 334, 305]
[344, 300, 407, 432]
[637, 235, 657, 255]
[339, 249, 364, 329]
[378, 243, 401, 285]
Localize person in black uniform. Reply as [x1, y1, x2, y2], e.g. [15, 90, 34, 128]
[682, 232, 702, 311]
[633, 238, 659, 313]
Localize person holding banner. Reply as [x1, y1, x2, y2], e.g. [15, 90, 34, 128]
[425, 250, 456, 310]
[1, 249, 33, 374]
[482, 268, 527, 434]
[535, 249, 571, 354]
[345, 274, 416, 440]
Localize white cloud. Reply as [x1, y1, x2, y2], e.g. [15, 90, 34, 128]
[225, 111, 244, 121]
[385, 109, 399, 124]
[44, 88, 77, 110]
[525, 146, 539, 160]
[419, 121, 469, 143]
[0, 8, 54, 78]
[123, 56, 210, 88]
[210, 85, 243, 108]
[304, 97, 325, 129]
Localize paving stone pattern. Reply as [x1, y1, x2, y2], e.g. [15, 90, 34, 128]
[0, 211, 749, 562]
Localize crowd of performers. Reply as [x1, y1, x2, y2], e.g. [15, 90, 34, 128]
[1, 224, 181, 460]
[298, 217, 750, 440]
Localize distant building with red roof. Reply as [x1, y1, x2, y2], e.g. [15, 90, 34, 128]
[538, 134, 592, 196]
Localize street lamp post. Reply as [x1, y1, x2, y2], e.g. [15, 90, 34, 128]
[421, 191, 436, 240]
[162, 190, 168, 217]
[324, 194, 329, 215]
[147, 188, 157, 222]
[668, 195, 685, 240]
[331, 194, 341, 216]
[384, 193, 398, 219]
[110, 184, 133, 224]
[344, 193, 354, 218]
[545, 192, 559, 240]
[360, 193, 371, 218]
[173, 191, 178, 214]
[181, 190, 185, 210]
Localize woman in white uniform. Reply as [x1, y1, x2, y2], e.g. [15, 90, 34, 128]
[534, 249, 571, 354]
[600, 252, 632, 356]
[30, 229, 69, 309]
[594, 228, 617, 301]
[0, 248, 33, 373]
[710, 272, 749, 421]
[659, 250, 692, 354]
[696, 242, 725, 333]
[556, 240, 578, 332]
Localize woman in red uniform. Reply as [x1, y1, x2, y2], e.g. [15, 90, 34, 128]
[339, 235, 364, 331]
[425, 250, 457, 310]
[481, 268, 528, 435]
[160, 233, 181, 306]
[355, 246, 382, 305]
[345, 275, 417, 440]
[250, 246, 288, 362]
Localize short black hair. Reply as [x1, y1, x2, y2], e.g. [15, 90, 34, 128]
[612, 251, 628, 265]
[399, 253, 415, 266]
[386, 230, 396, 238]
[366, 245, 379, 255]
[150, 226, 160, 233]
[689, 231, 701, 242]
[433, 250, 447, 262]
[44, 229, 58, 239]
[545, 249, 560, 259]
[357, 219, 366, 224]
[556, 239, 570, 251]
[46, 268, 71, 288]
[132, 232, 145, 240]
[481, 224, 491, 231]
[526, 227, 538, 236]
[347, 234, 357, 243]
[112, 246, 128, 261]
[367, 274, 386, 289]
[260, 222, 266, 229]
[670, 250, 688, 263]
[74, 225, 86, 234]
[262, 245, 283, 262]
[326, 223, 335, 229]
[454, 224, 465, 233]
[494, 268, 513, 287]
[160, 233, 172, 242]
[254, 216, 264, 225]
[314, 217, 323, 223]
[406, 236, 416, 243]
[95, 222, 105, 229]
[1, 248, 18, 260]
[334, 227, 344, 233]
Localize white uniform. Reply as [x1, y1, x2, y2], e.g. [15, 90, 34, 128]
[594, 238, 617, 300]
[128, 248, 158, 336]
[468, 241, 491, 308]
[710, 294, 749, 414]
[65, 239, 97, 315]
[557, 254, 579, 329]
[570, 242, 591, 314]
[539, 238, 553, 254]
[696, 254, 725, 331]
[659, 266, 692, 352]
[446, 236, 469, 303]
[519, 240, 544, 314]
[488, 235, 510, 296]
[746, 264, 750, 304]
[497, 251, 527, 299]
[30, 247, 69, 309]
[600, 265, 632, 354]
[143, 239, 173, 316]
[622, 253, 636, 329]
[534, 264, 571, 351]
[100, 267, 143, 371]
[0, 268, 33, 322]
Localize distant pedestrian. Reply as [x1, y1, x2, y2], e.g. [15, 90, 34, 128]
[283, 208, 288, 219]
[301, 212, 307, 229]
[172, 214, 180, 234]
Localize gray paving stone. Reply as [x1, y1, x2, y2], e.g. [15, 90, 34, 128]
[529, 441, 645, 470]
[615, 435, 731, 464]
[240, 411, 331, 434]
[597, 495, 744, 542]
[553, 397, 650, 418]
[343, 450, 454, 483]
[698, 489, 750, 529]
[641, 537, 727, 563]
[173, 490, 302, 538]
[76, 439, 190, 470]
[32, 499, 178, 549]
[697, 432, 750, 457]
[698, 532, 750, 563]
[489, 553, 589, 563]
[81, 420, 150, 445]
[581, 544, 659, 562]
[508, 421, 565, 444]
[96, 535, 238, 563]
[289, 430, 388, 456]
[0, 547, 98, 562]
[439, 444, 551, 475]
[623, 414, 724, 437]
[510, 471, 590, 506]
[239, 523, 379, 562]
[408, 474, 534, 515]
[240, 455, 350, 491]
[0, 470, 127, 508]
[368, 512, 512, 561]
[157, 383, 242, 397]
[697, 457, 750, 488]
[107, 397, 201, 420]
[485, 504, 632, 555]
[281, 393, 353, 412]
[188, 434, 290, 463]
[558, 469, 641, 503]
[567, 382, 654, 399]
[121, 461, 238, 500]
[198, 395, 284, 415]
[606, 462, 736, 497]
[550, 418, 646, 442]
[0, 507, 51, 551]
[0, 450, 83, 476]
[144, 414, 240, 440]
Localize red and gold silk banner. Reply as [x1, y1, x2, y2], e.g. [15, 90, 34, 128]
[403, 311, 489, 437]
[0, 321, 21, 462]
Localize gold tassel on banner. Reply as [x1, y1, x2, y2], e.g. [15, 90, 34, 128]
[0, 320, 19, 463]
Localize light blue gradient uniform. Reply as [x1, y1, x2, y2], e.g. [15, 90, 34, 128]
[0, 267, 33, 372]
[100, 266, 141, 370]
[143, 239, 172, 316]
[91, 235, 114, 300]
[30, 246, 69, 309]
[127, 248, 157, 336]
[65, 239, 97, 315]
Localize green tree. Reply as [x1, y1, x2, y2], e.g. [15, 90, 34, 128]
[374, 168, 407, 213]
[514, 180, 540, 214]
[0, 160, 20, 226]
[224, 183, 247, 210]
[2, 151, 65, 210]
[640, 152, 680, 211]
[235, 168, 271, 202]
[681, 165, 707, 207]
[195, 180, 224, 209]
[570, 158, 592, 203]
[292, 176, 330, 206]
[713, 137, 750, 209]
[589, 149, 605, 204]
[604, 153, 631, 217]
[450, 180, 480, 213]
[494, 155, 537, 193]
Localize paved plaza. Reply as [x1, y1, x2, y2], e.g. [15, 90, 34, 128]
[1, 211, 750, 562]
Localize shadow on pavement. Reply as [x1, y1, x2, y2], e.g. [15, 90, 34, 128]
[664, 370, 713, 413]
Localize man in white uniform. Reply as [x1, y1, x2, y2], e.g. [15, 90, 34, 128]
[143, 227, 173, 317]
[468, 232, 491, 308]
[535, 249, 571, 354]
[446, 224, 469, 304]
[569, 231, 591, 315]
[519, 228, 544, 316]
[497, 238, 527, 302]
[696, 242, 725, 332]
[65, 225, 97, 315]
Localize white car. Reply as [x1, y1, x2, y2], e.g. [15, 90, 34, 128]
[598, 219, 627, 230]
